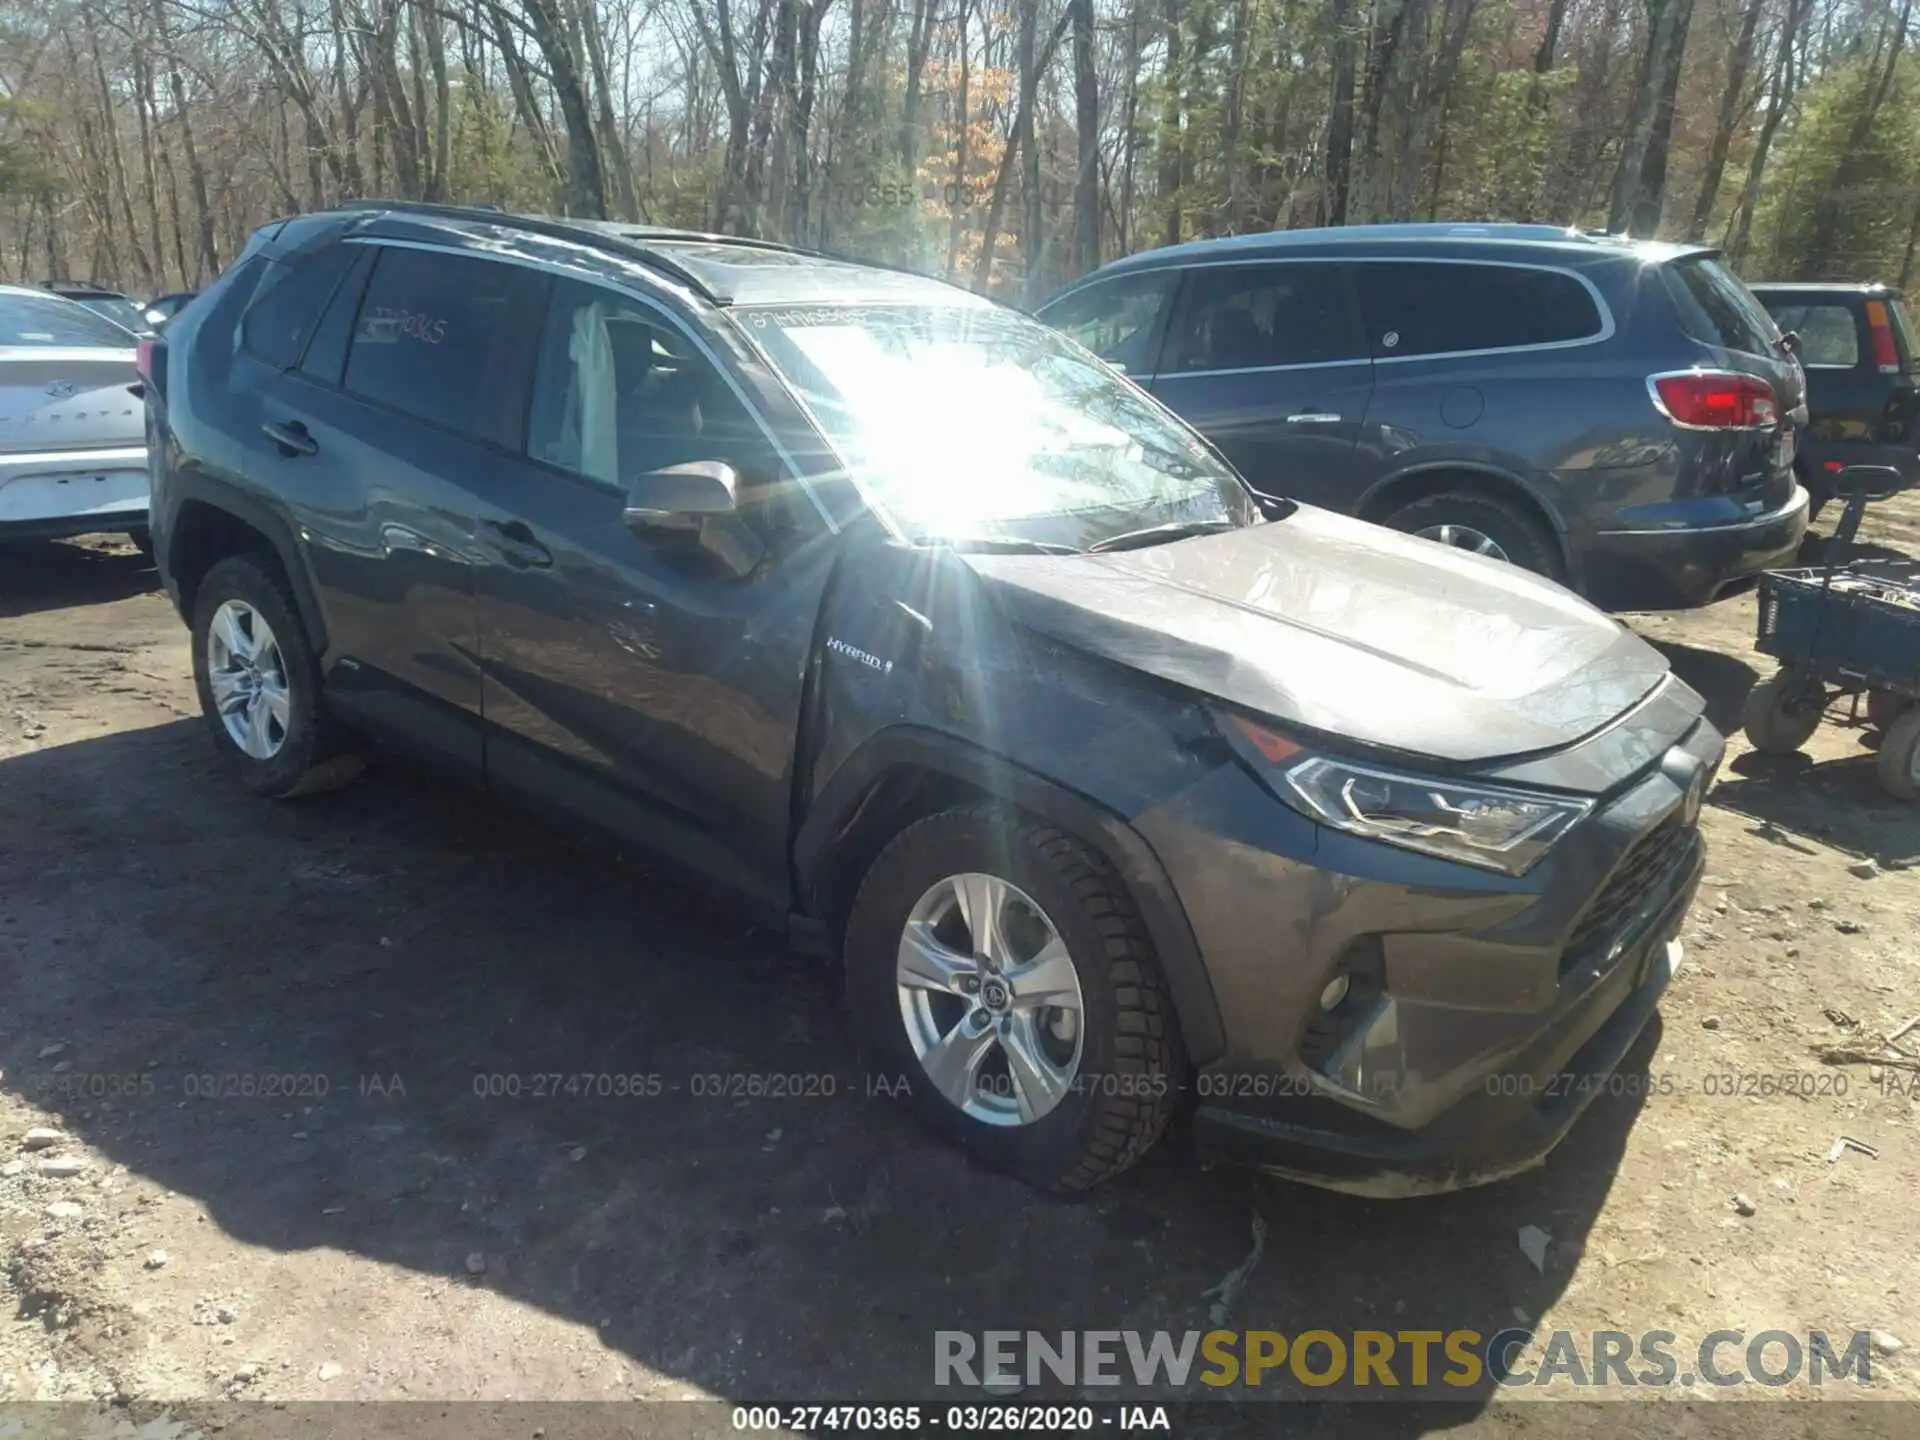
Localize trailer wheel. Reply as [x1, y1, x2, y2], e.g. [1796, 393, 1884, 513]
[1742, 668, 1825, 756]
[1866, 689, 1912, 732]
[1877, 707, 1920, 801]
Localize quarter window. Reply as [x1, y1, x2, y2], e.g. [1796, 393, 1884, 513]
[343, 247, 535, 440]
[1357, 262, 1605, 357]
[241, 243, 359, 368]
[1162, 263, 1366, 371]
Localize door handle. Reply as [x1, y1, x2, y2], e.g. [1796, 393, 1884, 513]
[1285, 412, 1344, 425]
[261, 420, 318, 456]
[484, 518, 552, 569]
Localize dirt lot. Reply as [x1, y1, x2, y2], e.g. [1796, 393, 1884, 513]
[2, 501, 1918, 1436]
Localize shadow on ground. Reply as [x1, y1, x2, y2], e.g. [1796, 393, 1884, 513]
[1648, 641, 1762, 736]
[0, 717, 1654, 1426]
[0, 537, 158, 619]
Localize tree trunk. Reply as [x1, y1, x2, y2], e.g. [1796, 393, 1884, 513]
[975, 12, 1075, 291]
[1686, 0, 1764, 242]
[150, 0, 219, 280]
[1725, 0, 1806, 264]
[1609, 0, 1697, 236]
[1324, 0, 1358, 224]
[1071, 0, 1099, 272]
[1159, 0, 1184, 245]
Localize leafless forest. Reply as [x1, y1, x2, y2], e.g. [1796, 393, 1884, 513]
[1, 0, 1916, 304]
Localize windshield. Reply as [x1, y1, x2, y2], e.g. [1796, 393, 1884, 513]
[738, 302, 1259, 549]
[0, 293, 138, 348]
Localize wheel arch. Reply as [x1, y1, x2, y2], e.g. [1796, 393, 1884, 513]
[165, 485, 328, 655]
[795, 727, 1226, 1066]
[1357, 461, 1569, 539]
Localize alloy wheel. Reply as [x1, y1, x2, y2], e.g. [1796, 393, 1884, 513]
[206, 599, 292, 760]
[1415, 522, 1510, 562]
[895, 872, 1086, 1127]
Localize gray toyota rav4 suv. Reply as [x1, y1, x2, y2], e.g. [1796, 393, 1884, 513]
[1038, 224, 1810, 610]
[147, 204, 1722, 1195]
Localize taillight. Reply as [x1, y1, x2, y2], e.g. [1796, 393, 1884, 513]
[135, 337, 155, 380]
[1649, 370, 1778, 429]
[1866, 300, 1901, 373]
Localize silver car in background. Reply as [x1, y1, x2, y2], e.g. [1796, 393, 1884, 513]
[0, 284, 150, 549]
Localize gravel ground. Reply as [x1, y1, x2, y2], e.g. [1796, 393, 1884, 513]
[2, 503, 1918, 1437]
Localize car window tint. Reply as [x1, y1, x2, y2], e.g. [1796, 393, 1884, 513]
[0, 294, 134, 348]
[1038, 271, 1177, 374]
[1357, 262, 1603, 357]
[1763, 303, 1860, 368]
[1663, 257, 1778, 356]
[528, 277, 764, 489]
[242, 243, 360, 368]
[297, 247, 376, 386]
[343, 247, 529, 438]
[1162, 264, 1365, 371]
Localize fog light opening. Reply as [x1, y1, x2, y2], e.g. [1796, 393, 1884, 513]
[1318, 975, 1351, 1012]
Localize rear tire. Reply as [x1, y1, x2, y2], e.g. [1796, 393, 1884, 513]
[845, 805, 1183, 1192]
[128, 527, 155, 559]
[1866, 689, 1911, 732]
[1380, 489, 1562, 581]
[1741, 667, 1825, 756]
[1877, 707, 1920, 801]
[190, 554, 362, 798]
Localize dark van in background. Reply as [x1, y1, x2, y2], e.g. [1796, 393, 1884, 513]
[1748, 281, 1920, 517]
[1037, 224, 1810, 611]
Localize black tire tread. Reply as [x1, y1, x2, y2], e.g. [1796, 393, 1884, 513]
[848, 803, 1183, 1192]
[1382, 487, 1562, 581]
[1877, 706, 1920, 801]
[1741, 668, 1824, 756]
[192, 553, 362, 799]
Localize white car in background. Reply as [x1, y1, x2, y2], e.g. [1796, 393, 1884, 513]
[0, 283, 150, 551]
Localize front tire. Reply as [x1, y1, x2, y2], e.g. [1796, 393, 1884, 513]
[1741, 667, 1825, 755]
[190, 554, 362, 798]
[1380, 489, 1562, 581]
[845, 805, 1183, 1192]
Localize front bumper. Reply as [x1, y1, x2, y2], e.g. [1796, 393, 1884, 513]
[0, 445, 149, 538]
[1579, 483, 1809, 610]
[1134, 708, 1722, 1197]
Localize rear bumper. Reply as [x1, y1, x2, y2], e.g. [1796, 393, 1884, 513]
[1581, 483, 1809, 609]
[0, 445, 149, 537]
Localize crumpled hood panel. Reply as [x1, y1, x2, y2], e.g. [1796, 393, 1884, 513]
[963, 506, 1671, 765]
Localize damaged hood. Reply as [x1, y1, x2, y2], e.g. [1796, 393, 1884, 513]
[963, 506, 1671, 765]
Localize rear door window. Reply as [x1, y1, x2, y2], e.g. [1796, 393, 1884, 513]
[1663, 256, 1780, 357]
[0, 294, 135, 348]
[342, 247, 541, 446]
[1037, 270, 1178, 375]
[241, 243, 361, 368]
[1356, 262, 1605, 357]
[1161, 263, 1365, 372]
[1759, 302, 1860, 368]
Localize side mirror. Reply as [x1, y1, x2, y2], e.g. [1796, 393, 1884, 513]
[622, 459, 763, 577]
[622, 459, 741, 533]
[1834, 463, 1905, 501]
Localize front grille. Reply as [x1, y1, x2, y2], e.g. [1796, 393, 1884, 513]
[1561, 820, 1695, 972]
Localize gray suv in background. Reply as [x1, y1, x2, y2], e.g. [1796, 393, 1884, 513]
[1037, 224, 1810, 610]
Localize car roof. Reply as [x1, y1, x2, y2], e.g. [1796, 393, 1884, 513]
[300, 202, 988, 310]
[1068, 222, 1705, 286]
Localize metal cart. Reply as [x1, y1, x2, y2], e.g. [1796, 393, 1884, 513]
[1740, 465, 1920, 799]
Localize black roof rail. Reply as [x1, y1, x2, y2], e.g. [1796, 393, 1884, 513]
[320, 201, 766, 301]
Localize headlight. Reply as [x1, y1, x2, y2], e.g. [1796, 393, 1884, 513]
[1222, 714, 1591, 876]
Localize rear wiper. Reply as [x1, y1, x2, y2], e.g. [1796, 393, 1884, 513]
[1085, 518, 1240, 553]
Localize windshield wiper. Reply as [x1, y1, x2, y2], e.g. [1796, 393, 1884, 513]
[932, 535, 1081, 555]
[1085, 518, 1240, 553]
